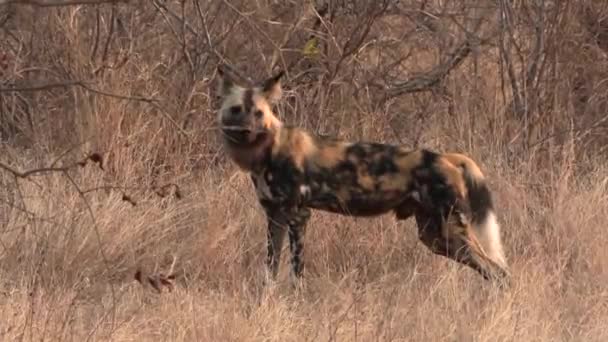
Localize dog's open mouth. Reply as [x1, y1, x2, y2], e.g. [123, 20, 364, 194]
[221, 125, 253, 144]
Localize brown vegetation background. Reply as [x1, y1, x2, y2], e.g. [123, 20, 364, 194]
[1, 0, 607, 341]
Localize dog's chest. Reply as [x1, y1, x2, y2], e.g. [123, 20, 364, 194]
[250, 159, 321, 210]
[251, 171, 275, 201]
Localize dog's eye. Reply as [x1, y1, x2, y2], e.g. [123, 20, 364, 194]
[229, 106, 241, 116]
[254, 110, 263, 118]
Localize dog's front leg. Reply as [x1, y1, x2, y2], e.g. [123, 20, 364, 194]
[286, 207, 311, 285]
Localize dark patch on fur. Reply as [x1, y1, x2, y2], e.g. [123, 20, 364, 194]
[412, 150, 460, 215]
[291, 139, 412, 215]
[242, 89, 254, 114]
[345, 143, 400, 175]
[462, 167, 493, 224]
[259, 198, 311, 279]
[268, 155, 307, 207]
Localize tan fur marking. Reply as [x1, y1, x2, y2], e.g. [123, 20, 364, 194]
[443, 153, 485, 182]
[373, 150, 421, 192]
[394, 149, 424, 172]
[252, 92, 282, 132]
[290, 131, 316, 170]
[272, 128, 317, 171]
[435, 157, 467, 199]
[357, 171, 376, 191]
[378, 174, 410, 192]
[314, 143, 347, 168]
[271, 129, 286, 155]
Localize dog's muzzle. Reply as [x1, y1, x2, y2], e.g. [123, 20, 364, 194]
[221, 125, 253, 145]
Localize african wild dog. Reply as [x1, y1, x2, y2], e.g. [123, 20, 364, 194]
[215, 65, 511, 287]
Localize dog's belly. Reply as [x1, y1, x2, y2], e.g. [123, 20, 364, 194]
[305, 187, 408, 217]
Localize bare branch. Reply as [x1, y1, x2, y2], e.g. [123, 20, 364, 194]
[0, 80, 83, 93]
[386, 40, 473, 98]
[80, 182, 183, 205]
[0, 153, 103, 179]
[382, 4, 496, 100]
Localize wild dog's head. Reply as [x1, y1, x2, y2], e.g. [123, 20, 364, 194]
[216, 66, 284, 147]
[216, 65, 285, 170]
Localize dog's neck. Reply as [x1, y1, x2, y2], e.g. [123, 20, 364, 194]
[224, 133, 275, 173]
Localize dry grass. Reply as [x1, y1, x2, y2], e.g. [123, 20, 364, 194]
[1, 1, 608, 341]
[1, 144, 607, 341]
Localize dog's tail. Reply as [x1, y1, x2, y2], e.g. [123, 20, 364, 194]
[443, 153, 509, 273]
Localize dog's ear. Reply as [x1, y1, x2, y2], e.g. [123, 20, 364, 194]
[260, 70, 284, 104]
[217, 65, 235, 98]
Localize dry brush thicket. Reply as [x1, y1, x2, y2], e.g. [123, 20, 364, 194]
[1, 1, 608, 341]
